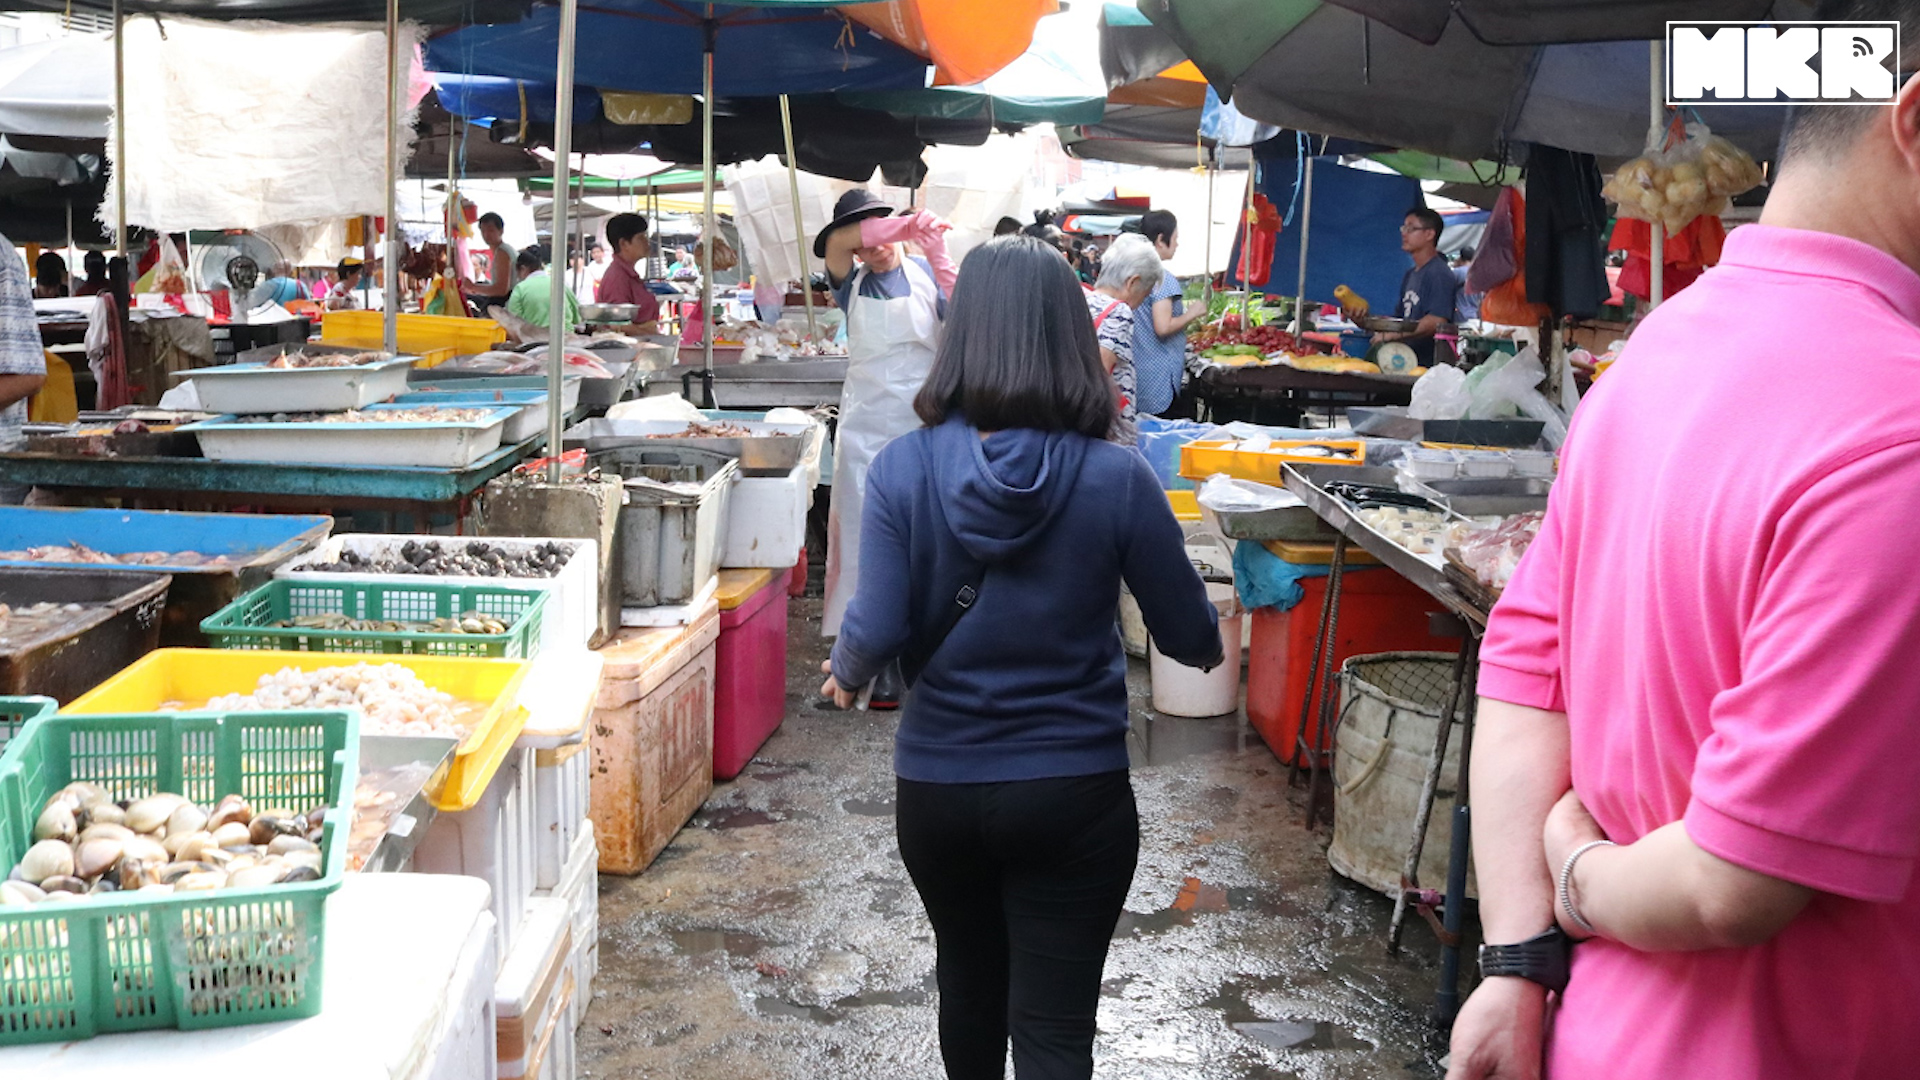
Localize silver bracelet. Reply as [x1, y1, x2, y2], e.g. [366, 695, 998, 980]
[1558, 839, 1616, 937]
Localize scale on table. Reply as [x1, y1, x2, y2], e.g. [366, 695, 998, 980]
[1355, 315, 1423, 374]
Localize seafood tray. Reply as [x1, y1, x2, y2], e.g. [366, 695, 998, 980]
[64, 649, 530, 813]
[0, 707, 357, 1044]
[178, 353, 415, 414]
[392, 388, 568, 444]
[0, 567, 171, 703]
[350, 734, 458, 873]
[202, 579, 547, 659]
[410, 373, 586, 413]
[0, 694, 53, 756]
[280, 535, 596, 651]
[184, 404, 515, 468]
[0, 507, 331, 647]
[564, 417, 812, 476]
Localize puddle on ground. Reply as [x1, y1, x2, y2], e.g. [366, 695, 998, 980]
[1115, 877, 1296, 938]
[669, 928, 765, 957]
[696, 806, 786, 829]
[754, 996, 841, 1024]
[1100, 975, 1134, 998]
[754, 974, 934, 1026]
[1206, 975, 1373, 1054]
[841, 796, 895, 817]
[1128, 713, 1261, 767]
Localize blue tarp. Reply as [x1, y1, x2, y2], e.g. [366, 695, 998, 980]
[423, 2, 929, 96]
[1226, 157, 1421, 311]
[1232, 541, 1330, 613]
[432, 74, 603, 124]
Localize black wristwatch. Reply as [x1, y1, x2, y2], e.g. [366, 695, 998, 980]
[1477, 926, 1572, 994]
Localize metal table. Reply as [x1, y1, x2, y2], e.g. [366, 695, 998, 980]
[0, 437, 539, 531]
[1281, 463, 1494, 1027]
[1194, 362, 1417, 426]
[645, 358, 847, 410]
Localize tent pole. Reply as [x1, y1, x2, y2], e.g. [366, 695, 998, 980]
[1295, 155, 1313, 336]
[779, 95, 816, 340]
[383, 0, 400, 353]
[700, 13, 717, 407]
[1203, 161, 1215, 285]
[1649, 39, 1665, 311]
[112, 0, 124, 257]
[1238, 158, 1255, 327]
[546, 0, 578, 483]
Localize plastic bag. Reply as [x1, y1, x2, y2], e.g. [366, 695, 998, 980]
[606, 394, 706, 423]
[1408, 364, 1472, 420]
[1602, 122, 1762, 235]
[151, 238, 189, 295]
[1197, 473, 1304, 514]
[1467, 346, 1570, 448]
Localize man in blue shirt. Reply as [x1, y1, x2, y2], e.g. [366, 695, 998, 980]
[1376, 207, 1459, 366]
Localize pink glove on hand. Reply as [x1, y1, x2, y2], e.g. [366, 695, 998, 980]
[905, 211, 958, 296]
[857, 213, 920, 248]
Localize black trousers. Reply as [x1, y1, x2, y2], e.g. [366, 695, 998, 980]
[896, 770, 1139, 1080]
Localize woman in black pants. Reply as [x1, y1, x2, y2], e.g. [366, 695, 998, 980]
[822, 236, 1225, 1080]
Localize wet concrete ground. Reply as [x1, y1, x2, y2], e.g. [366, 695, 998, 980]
[580, 597, 1454, 1078]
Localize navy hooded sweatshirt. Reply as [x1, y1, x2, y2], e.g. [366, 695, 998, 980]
[830, 417, 1223, 784]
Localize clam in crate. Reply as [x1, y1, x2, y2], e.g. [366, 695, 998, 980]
[0, 708, 358, 1043]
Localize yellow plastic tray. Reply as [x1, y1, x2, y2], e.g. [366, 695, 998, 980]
[322, 310, 507, 357]
[1179, 439, 1367, 484]
[64, 649, 530, 812]
[1165, 490, 1201, 522]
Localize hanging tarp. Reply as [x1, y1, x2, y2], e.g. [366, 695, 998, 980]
[1226, 157, 1420, 308]
[114, 17, 425, 231]
[722, 157, 836, 284]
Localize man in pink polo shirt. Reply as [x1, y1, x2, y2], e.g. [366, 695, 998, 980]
[1450, 7, 1920, 1078]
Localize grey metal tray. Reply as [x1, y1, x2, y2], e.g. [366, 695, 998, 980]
[353, 734, 456, 874]
[563, 418, 810, 476]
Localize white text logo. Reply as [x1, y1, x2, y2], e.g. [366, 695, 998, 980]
[1667, 21, 1899, 104]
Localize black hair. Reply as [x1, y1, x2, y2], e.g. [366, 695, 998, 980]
[606, 213, 649, 249]
[1138, 209, 1178, 247]
[82, 250, 106, 272]
[914, 236, 1116, 440]
[336, 258, 362, 279]
[478, 211, 505, 231]
[1405, 206, 1443, 238]
[993, 216, 1023, 236]
[1021, 209, 1067, 252]
[34, 252, 65, 285]
[1778, 0, 1920, 167]
[515, 249, 544, 273]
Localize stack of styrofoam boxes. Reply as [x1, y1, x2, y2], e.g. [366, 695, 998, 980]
[414, 745, 539, 966]
[532, 733, 598, 1035]
[496, 894, 576, 1080]
[278, 534, 600, 651]
[720, 415, 823, 571]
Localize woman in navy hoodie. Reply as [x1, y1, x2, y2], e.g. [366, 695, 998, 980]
[823, 236, 1224, 1080]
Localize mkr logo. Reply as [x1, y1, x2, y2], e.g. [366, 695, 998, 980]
[1667, 21, 1900, 104]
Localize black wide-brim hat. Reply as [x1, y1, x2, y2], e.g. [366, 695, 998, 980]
[813, 189, 898, 258]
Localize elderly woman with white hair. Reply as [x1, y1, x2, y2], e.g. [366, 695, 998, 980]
[1082, 234, 1163, 446]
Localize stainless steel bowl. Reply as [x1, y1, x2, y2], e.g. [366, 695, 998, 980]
[580, 303, 639, 324]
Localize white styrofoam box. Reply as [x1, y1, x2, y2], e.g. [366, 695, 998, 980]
[537, 819, 599, 1034]
[496, 896, 573, 1080]
[185, 406, 512, 468]
[416, 906, 501, 1080]
[532, 739, 591, 890]
[415, 745, 537, 963]
[185, 354, 415, 414]
[279, 534, 598, 651]
[720, 458, 809, 569]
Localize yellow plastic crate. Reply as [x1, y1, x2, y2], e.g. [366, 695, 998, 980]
[1165, 490, 1201, 521]
[416, 346, 458, 369]
[65, 648, 530, 811]
[1179, 438, 1367, 484]
[321, 310, 507, 358]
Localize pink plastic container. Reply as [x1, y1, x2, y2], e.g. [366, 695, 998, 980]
[713, 569, 789, 779]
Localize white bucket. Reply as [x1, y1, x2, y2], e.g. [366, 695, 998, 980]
[1149, 581, 1243, 717]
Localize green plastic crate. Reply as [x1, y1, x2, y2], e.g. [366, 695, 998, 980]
[0, 696, 54, 759]
[0, 708, 358, 1044]
[200, 579, 547, 659]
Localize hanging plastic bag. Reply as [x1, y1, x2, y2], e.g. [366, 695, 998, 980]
[1408, 363, 1473, 420]
[1603, 120, 1763, 236]
[699, 230, 738, 273]
[1197, 473, 1304, 514]
[1467, 346, 1570, 447]
[151, 237, 190, 296]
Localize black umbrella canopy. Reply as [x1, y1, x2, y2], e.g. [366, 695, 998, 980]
[0, 0, 529, 21]
[1328, 0, 1782, 47]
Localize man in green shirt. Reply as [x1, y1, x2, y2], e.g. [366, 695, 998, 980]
[505, 248, 579, 331]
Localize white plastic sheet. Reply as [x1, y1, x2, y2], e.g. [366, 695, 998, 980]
[111, 18, 424, 233]
[722, 157, 837, 286]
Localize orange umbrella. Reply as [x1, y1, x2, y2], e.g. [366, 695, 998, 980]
[844, 0, 1058, 87]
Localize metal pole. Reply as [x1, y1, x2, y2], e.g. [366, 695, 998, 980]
[546, 0, 578, 483]
[1649, 39, 1665, 310]
[112, 0, 125, 257]
[778, 95, 816, 340]
[1203, 162, 1215, 284]
[1295, 155, 1314, 336]
[699, 14, 717, 407]
[383, 0, 401, 353]
[1238, 160, 1256, 327]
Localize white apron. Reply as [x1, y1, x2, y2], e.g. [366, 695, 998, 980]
[822, 258, 941, 637]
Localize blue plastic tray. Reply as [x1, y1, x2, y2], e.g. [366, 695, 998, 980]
[0, 507, 330, 573]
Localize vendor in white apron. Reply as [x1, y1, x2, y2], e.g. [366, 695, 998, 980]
[815, 191, 958, 682]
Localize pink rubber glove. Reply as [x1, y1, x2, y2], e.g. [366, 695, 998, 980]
[913, 219, 959, 297]
[857, 213, 919, 248]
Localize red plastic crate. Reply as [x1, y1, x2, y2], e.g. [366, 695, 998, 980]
[1246, 568, 1459, 766]
[714, 569, 789, 779]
